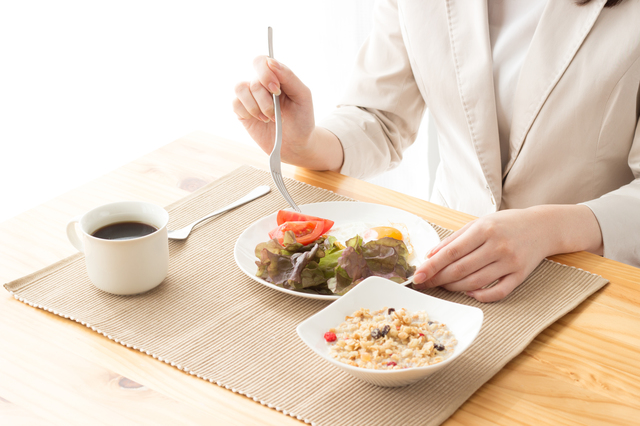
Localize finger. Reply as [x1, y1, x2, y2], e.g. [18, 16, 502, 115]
[231, 97, 253, 121]
[425, 245, 500, 287]
[249, 78, 278, 120]
[255, 56, 312, 104]
[428, 220, 475, 258]
[234, 81, 270, 122]
[466, 273, 522, 303]
[439, 261, 505, 292]
[413, 225, 486, 287]
[253, 55, 281, 95]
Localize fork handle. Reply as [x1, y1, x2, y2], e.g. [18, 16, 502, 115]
[185, 185, 271, 229]
[268, 26, 274, 58]
[268, 27, 282, 159]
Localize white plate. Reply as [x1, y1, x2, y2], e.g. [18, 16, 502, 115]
[233, 201, 441, 300]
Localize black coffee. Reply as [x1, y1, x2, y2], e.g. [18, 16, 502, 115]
[92, 221, 158, 241]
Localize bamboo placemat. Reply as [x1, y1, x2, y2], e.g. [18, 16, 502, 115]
[4, 166, 608, 426]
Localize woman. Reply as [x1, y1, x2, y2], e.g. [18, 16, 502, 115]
[232, 0, 640, 302]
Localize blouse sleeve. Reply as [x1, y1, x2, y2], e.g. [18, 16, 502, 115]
[582, 117, 640, 267]
[319, 0, 426, 180]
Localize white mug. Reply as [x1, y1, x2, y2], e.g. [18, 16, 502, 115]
[66, 201, 169, 295]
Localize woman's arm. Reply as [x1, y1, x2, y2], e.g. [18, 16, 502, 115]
[412, 204, 604, 303]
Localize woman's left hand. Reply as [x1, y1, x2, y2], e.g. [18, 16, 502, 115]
[411, 205, 603, 302]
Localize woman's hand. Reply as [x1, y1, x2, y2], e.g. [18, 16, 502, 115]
[412, 205, 603, 302]
[232, 56, 343, 171]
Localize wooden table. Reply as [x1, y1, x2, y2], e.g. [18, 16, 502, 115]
[1, 132, 639, 425]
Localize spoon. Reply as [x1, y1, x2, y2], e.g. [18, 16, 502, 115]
[403, 261, 427, 286]
[401, 276, 415, 287]
[167, 185, 271, 240]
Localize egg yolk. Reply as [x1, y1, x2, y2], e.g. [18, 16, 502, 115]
[363, 226, 404, 241]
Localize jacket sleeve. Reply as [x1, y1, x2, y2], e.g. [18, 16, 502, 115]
[319, 0, 426, 180]
[582, 117, 640, 267]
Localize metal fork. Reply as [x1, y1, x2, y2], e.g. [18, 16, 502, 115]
[167, 185, 271, 240]
[267, 26, 302, 213]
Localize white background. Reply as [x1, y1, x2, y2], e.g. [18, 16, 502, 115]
[0, 1, 437, 224]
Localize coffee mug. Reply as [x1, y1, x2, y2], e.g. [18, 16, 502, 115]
[66, 201, 169, 295]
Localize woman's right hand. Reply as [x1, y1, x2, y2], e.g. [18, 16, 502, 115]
[232, 56, 343, 171]
[233, 56, 315, 161]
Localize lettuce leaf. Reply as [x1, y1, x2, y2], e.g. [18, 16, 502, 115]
[254, 233, 415, 295]
[362, 237, 416, 283]
[325, 237, 415, 293]
[289, 245, 324, 288]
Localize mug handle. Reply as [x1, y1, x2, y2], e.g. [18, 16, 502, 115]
[66, 215, 85, 252]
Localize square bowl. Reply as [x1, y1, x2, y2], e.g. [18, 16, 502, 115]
[296, 276, 484, 387]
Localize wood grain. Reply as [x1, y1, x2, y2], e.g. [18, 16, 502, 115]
[1, 131, 639, 425]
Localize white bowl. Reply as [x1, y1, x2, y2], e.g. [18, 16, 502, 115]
[296, 276, 484, 387]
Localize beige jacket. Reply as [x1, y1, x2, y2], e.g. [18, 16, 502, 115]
[320, 0, 640, 266]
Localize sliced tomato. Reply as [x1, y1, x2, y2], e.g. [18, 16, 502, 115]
[276, 211, 334, 234]
[268, 220, 324, 245]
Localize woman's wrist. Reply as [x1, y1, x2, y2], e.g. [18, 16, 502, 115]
[302, 126, 344, 172]
[527, 204, 604, 257]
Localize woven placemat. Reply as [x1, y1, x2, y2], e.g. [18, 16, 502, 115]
[4, 165, 608, 426]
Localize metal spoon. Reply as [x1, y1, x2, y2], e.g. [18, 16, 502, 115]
[401, 276, 415, 287]
[167, 185, 271, 240]
[403, 258, 432, 286]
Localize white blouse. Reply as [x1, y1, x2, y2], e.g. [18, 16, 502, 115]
[488, 0, 548, 171]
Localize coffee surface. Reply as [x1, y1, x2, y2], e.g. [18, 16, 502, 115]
[92, 221, 158, 241]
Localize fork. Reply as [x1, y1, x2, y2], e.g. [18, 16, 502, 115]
[267, 26, 302, 213]
[167, 185, 271, 240]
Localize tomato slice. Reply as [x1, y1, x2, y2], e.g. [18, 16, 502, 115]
[276, 211, 334, 234]
[268, 220, 324, 245]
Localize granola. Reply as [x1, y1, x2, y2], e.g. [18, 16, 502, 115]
[325, 307, 457, 370]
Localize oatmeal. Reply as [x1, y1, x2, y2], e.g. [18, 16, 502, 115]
[325, 307, 457, 370]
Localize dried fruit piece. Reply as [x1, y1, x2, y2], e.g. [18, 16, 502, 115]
[388, 308, 396, 315]
[386, 361, 397, 367]
[380, 325, 390, 337]
[435, 343, 445, 351]
[324, 331, 337, 342]
[371, 328, 381, 339]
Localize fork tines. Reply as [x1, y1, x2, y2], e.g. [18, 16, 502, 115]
[271, 170, 301, 212]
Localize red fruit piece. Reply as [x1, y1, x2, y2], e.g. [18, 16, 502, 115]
[386, 361, 397, 367]
[324, 332, 337, 342]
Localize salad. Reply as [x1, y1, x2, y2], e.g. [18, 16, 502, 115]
[254, 211, 416, 295]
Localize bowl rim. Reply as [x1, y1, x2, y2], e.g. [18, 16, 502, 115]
[296, 276, 484, 375]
